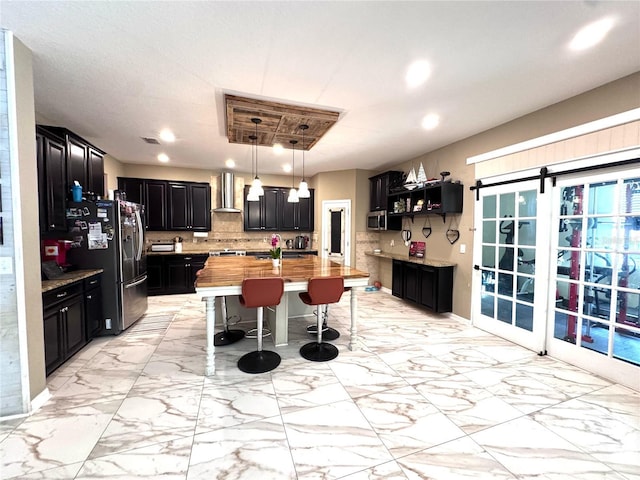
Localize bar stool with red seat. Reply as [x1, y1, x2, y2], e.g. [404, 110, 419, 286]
[305, 286, 351, 341]
[299, 276, 344, 362]
[237, 277, 285, 374]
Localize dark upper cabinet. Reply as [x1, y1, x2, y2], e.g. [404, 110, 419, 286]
[87, 148, 105, 196]
[117, 177, 144, 204]
[245, 186, 314, 232]
[369, 171, 402, 211]
[168, 182, 211, 231]
[38, 126, 105, 197]
[67, 136, 88, 190]
[279, 189, 314, 232]
[37, 131, 67, 232]
[244, 186, 280, 231]
[145, 180, 168, 231]
[118, 177, 210, 232]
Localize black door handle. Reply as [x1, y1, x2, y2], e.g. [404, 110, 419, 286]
[473, 265, 480, 270]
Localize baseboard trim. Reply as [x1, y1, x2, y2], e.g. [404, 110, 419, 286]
[29, 387, 51, 413]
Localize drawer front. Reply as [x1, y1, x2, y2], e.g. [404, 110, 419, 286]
[43, 282, 83, 308]
[84, 275, 102, 290]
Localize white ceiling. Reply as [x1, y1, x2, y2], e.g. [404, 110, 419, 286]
[2, 1, 639, 177]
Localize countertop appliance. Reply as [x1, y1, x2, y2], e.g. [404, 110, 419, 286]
[66, 199, 147, 334]
[294, 235, 309, 249]
[367, 210, 389, 231]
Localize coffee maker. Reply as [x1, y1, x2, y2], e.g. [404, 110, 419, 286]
[42, 239, 74, 269]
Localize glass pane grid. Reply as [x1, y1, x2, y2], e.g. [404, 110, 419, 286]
[554, 179, 640, 367]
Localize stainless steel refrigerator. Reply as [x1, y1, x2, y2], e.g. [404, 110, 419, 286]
[66, 199, 148, 334]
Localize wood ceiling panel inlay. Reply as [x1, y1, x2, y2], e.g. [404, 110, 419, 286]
[225, 94, 340, 150]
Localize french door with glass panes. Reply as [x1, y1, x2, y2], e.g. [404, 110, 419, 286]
[548, 170, 640, 387]
[472, 181, 550, 353]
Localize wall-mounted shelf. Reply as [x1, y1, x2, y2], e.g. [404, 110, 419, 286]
[388, 182, 463, 222]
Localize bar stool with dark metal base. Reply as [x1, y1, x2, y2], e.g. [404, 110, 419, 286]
[237, 277, 284, 374]
[299, 276, 344, 362]
[195, 269, 245, 347]
[305, 286, 350, 341]
[214, 297, 245, 346]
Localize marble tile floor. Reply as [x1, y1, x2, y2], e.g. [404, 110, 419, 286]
[2, 291, 640, 479]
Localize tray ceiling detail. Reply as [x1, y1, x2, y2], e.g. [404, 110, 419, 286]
[225, 94, 340, 150]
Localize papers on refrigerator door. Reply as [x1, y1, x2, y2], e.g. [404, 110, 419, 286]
[88, 222, 108, 250]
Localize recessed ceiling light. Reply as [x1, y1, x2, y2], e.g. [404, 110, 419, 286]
[273, 143, 284, 155]
[157, 153, 170, 163]
[406, 60, 431, 88]
[159, 129, 176, 142]
[282, 164, 292, 173]
[569, 17, 614, 51]
[225, 159, 236, 168]
[421, 113, 440, 130]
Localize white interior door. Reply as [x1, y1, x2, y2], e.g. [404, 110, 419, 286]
[321, 200, 351, 266]
[471, 180, 550, 353]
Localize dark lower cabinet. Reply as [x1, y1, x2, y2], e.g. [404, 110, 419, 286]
[403, 263, 419, 303]
[392, 259, 454, 313]
[392, 260, 404, 297]
[147, 254, 208, 295]
[147, 256, 164, 295]
[84, 275, 103, 338]
[43, 282, 87, 376]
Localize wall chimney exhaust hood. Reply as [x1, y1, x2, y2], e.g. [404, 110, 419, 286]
[214, 172, 241, 213]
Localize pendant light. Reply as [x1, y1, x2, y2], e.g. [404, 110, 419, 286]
[287, 139, 299, 203]
[247, 134, 260, 202]
[297, 124, 310, 198]
[250, 117, 264, 196]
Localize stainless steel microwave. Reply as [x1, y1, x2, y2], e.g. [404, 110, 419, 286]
[367, 210, 388, 231]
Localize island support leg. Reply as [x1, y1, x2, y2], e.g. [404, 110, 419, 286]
[348, 287, 359, 351]
[204, 296, 216, 375]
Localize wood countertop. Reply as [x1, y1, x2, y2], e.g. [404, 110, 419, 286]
[195, 256, 369, 289]
[42, 269, 103, 293]
[364, 251, 456, 268]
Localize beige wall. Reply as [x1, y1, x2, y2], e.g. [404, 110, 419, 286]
[13, 36, 46, 403]
[375, 71, 640, 320]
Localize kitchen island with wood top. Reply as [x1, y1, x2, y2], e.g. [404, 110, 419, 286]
[195, 256, 370, 375]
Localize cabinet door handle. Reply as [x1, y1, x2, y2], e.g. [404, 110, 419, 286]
[56, 292, 68, 298]
[89, 280, 98, 285]
[86, 295, 92, 299]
